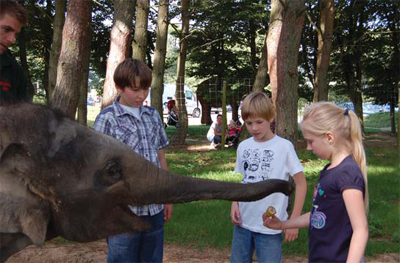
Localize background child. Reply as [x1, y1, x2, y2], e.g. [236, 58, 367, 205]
[166, 99, 179, 127]
[230, 91, 307, 263]
[94, 58, 173, 263]
[226, 119, 239, 147]
[263, 102, 369, 263]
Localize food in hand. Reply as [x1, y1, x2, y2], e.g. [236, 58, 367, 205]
[265, 206, 276, 218]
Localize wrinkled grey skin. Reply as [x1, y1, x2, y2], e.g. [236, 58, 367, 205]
[0, 103, 294, 262]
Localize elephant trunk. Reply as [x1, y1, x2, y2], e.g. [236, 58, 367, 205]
[131, 164, 294, 205]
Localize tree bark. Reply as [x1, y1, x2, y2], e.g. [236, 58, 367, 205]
[51, 0, 92, 118]
[175, 0, 189, 145]
[313, 0, 334, 102]
[253, 35, 268, 91]
[151, 0, 169, 118]
[101, 0, 136, 109]
[132, 0, 149, 62]
[77, 26, 92, 126]
[48, 0, 66, 103]
[267, 0, 306, 147]
[339, 0, 365, 131]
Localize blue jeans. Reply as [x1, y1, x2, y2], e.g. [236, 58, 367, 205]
[107, 211, 164, 263]
[231, 225, 282, 263]
[213, 135, 222, 144]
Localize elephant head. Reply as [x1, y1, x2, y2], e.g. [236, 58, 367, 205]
[0, 103, 294, 262]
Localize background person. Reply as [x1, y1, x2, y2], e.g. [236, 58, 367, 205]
[0, 0, 29, 103]
[207, 114, 223, 148]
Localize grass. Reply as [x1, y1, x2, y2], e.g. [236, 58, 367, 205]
[364, 111, 398, 129]
[163, 132, 400, 257]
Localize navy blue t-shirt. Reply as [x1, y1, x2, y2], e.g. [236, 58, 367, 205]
[309, 156, 365, 263]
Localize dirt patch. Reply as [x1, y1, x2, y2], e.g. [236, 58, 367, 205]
[7, 240, 400, 263]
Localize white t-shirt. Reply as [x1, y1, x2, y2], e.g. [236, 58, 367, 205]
[120, 104, 141, 120]
[235, 135, 303, 234]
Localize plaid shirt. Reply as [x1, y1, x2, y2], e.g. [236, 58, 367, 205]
[94, 98, 169, 216]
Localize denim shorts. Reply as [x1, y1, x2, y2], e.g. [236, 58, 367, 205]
[107, 211, 164, 263]
[231, 225, 282, 263]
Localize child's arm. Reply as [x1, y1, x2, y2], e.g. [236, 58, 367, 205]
[230, 201, 242, 226]
[284, 171, 307, 242]
[343, 189, 368, 263]
[263, 212, 310, 230]
[158, 149, 173, 223]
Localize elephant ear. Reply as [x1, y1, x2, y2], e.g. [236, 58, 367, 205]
[0, 143, 50, 247]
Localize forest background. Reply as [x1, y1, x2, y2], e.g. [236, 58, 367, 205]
[12, 0, 399, 146]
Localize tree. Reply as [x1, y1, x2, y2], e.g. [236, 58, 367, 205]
[151, 0, 170, 117]
[132, 0, 149, 62]
[101, 0, 136, 108]
[253, 36, 268, 91]
[175, 0, 189, 144]
[313, 0, 334, 102]
[267, 0, 306, 147]
[48, 0, 66, 102]
[51, 0, 92, 118]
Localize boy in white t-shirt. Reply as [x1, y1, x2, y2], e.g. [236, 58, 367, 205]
[230, 91, 307, 263]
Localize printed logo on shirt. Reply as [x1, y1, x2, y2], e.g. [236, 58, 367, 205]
[0, 80, 11, 92]
[310, 210, 326, 229]
[241, 148, 274, 183]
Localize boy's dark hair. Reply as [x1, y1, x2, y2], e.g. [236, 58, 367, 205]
[113, 58, 152, 90]
[0, 0, 28, 26]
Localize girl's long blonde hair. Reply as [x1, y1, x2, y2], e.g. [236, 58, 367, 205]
[301, 102, 368, 211]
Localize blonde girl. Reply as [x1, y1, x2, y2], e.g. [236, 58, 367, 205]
[263, 102, 368, 263]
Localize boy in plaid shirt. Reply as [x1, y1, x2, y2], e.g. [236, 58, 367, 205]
[94, 58, 172, 263]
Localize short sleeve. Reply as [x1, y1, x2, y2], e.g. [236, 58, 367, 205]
[285, 141, 303, 177]
[94, 112, 115, 138]
[336, 166, 365, 194]
[155, 111, 169, 149]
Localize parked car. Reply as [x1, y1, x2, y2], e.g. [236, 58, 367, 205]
[87, 97, 95, 106]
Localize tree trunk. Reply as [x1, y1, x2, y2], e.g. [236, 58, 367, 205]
[77, 27, 92, 126]
[51, 0, 92, 119]
[151, 0, 169, 118]
[48, 0, 66, 103]
[199, 95, 212, 125]
[132, 0, 149, 62]
[253, 36, 268, 91]
[389, 16, 399, 136]
[174, 0, 190, 145]
[313, 0, 334, 102]
[339, 0, 365, 131]
[102, 0, 136, 109]
[267, 0, 306, 147]
[42, 0, 53, 102]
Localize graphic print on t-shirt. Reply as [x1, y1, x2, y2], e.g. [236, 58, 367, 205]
[241, 148, 274, 183]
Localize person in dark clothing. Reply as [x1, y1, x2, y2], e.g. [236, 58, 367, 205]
[0, 0, 29, 103]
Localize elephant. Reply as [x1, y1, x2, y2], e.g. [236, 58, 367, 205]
[0, 103, 294, 262]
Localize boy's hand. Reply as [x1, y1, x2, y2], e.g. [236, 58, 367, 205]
[163, 204, 173, 223]
[262, 214, 283, 230]
[230, 202, 242, 226]
[283, 228, 299, 242]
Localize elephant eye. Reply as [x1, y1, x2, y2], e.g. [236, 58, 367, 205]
[94, 159, 123, 190]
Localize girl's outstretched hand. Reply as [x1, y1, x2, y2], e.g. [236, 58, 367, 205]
[262, 214, 283, 230]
